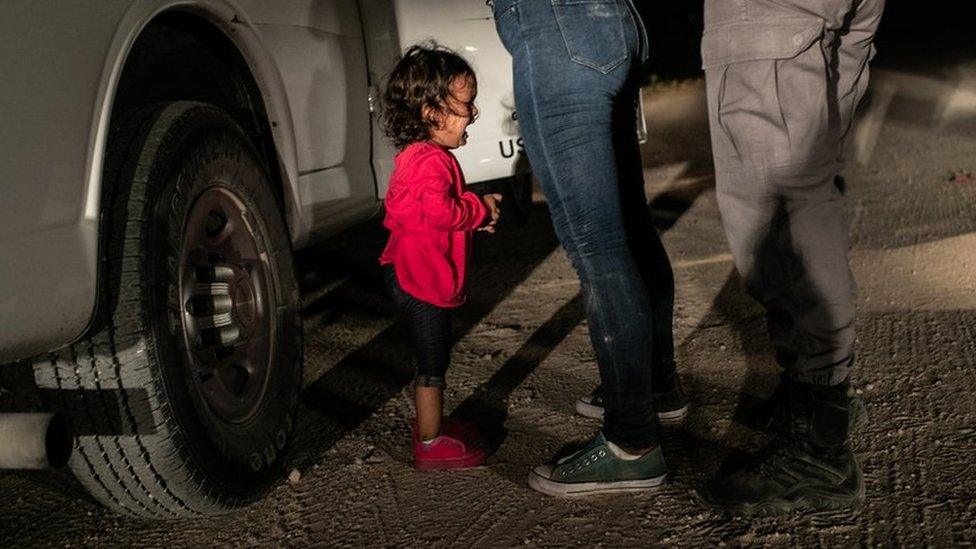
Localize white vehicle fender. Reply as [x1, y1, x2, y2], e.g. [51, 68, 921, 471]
[84, 0, 305, 240]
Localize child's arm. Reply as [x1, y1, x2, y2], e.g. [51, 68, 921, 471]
[419, 159, 489, 232]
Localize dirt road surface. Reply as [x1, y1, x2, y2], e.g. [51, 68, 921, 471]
[2, 60, 976, 546]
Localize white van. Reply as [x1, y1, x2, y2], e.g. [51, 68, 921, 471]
[0, 0, 528, 518]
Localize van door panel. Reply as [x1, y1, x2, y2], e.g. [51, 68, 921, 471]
[239, 0, 376, 244]
[371, 0, 523, 195]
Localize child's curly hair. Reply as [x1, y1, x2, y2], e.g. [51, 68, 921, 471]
[382, 43, 477, 149]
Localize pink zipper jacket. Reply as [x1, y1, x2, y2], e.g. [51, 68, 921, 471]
[379, 142, 488, 308]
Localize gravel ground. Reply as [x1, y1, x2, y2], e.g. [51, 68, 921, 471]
[2, 62, 976, 547]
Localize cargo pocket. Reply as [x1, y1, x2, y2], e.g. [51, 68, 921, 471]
[551, 0, 627, 74]
[701, 18, 829, 167]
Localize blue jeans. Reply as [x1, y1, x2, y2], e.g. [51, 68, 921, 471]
[493, 0, 674, 448]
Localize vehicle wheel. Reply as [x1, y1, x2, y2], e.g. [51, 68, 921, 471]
[32, 101, 302, 518]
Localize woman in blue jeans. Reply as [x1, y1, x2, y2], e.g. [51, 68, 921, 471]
[492, 0, 688, 496]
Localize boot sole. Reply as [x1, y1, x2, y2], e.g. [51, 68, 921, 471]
[700, 470, 865, 516]
[574, 400, 689, 424]
[528, 470, 667, 497]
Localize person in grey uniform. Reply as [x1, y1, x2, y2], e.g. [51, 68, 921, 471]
[698, 0, 885, 514]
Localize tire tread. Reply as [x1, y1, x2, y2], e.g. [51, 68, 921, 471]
[32, 102, 300, 518]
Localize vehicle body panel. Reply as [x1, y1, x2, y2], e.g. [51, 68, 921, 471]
[369, 0, 525, 198]
[243, 0, 378, 246]
[1, 1, 143, 362]
[0, 0, 519, 363]
[0, 0, 305, 362]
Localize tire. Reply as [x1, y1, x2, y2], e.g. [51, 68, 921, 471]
[32, 101, 303, 518]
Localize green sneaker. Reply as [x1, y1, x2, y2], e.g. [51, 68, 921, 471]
[528, 432, 667, 497]
[700, 381, 864, 516]
[575, 382, 690, 423]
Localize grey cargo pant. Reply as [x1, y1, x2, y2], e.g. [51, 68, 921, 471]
[702, 0, 885, 385]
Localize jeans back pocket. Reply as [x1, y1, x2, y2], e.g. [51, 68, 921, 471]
[551, 0, 627, 73]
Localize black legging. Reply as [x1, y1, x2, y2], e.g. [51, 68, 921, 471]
[385, 266, 451, 388]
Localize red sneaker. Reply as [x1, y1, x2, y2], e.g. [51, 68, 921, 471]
[411, 417, 480, 446]
[413, 434, 486, 470]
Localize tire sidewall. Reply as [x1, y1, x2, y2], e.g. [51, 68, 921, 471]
[145, 104, 302, 501]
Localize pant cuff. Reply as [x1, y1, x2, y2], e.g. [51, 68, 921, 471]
[791, 362, 853, 387]
[414, 375, 446, 389]
[602, 411, 660, 449]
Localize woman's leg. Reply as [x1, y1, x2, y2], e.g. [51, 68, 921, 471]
[498, 0, 659, 450]
[613, 80, 678, 388]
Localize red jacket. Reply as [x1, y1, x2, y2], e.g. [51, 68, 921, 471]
[379, 142, 488, 308]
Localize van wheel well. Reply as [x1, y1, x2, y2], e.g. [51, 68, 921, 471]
[111, 11, 285, 211]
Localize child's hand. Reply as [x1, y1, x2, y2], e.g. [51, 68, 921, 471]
[478, 193, 503, 234]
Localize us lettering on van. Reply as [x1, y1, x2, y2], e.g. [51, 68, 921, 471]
[499, 137, 524, 159]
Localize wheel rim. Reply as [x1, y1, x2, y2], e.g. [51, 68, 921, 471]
[178, 185, 276, 425]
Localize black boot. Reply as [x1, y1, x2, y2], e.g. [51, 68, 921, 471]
[737, 374, 869, 433]
[701, 380, 864, 516]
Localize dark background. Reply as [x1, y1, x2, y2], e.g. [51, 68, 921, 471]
[637, 2, 976, 81]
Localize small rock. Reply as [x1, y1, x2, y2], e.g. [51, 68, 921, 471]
[287, 469, 301, 484]
[363, 447, 385, 464]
